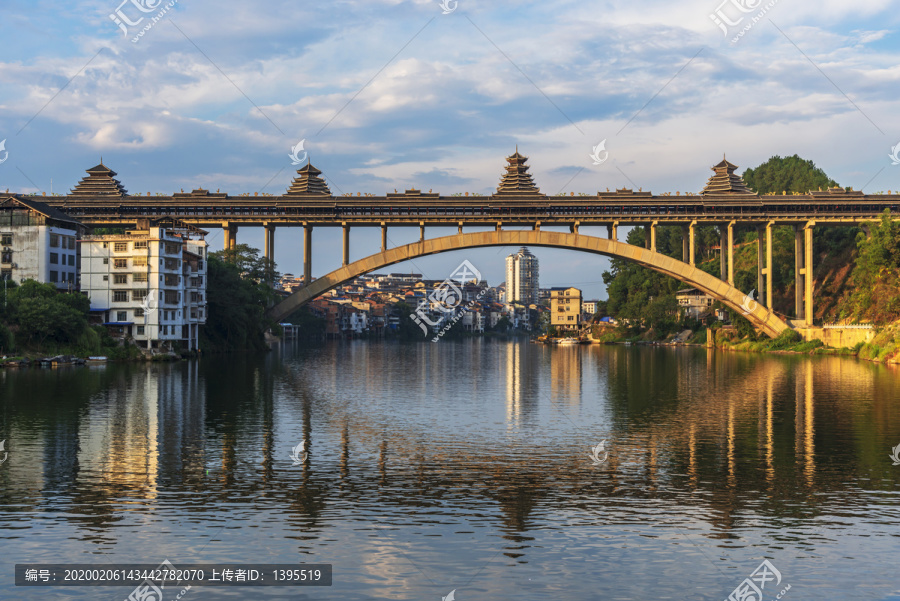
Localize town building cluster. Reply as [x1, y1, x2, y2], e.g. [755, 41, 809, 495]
[2, 170, 209, 353]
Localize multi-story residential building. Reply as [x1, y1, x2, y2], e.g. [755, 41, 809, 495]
[0, 196, 87, 289]
[81, 218, 208, 352]
[505, 247, 539, 306]
[582, 300, 600, 314]
[550, 287, 582, 332]
[675, 288, 714, 320]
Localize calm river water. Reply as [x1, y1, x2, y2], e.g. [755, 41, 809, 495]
[1, 341, 900, 600]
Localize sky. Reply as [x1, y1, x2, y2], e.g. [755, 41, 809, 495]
[1, 0, 899, 300]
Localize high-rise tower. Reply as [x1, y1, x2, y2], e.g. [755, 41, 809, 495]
[505, 247, 539, 306]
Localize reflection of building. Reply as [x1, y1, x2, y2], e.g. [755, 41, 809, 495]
[550, 287, 582, 331]
[676, 288, 713, 319]
[0, 196, 87, 288]
[81, 217, 208, 351]
[505, 247, 539, 306]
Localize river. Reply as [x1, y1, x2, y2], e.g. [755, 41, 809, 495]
[1, 341, 899, 600]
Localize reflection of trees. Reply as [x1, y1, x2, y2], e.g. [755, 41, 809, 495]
[4, 343, 900, 551]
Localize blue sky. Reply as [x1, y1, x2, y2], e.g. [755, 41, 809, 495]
[1, 0, 899, 299]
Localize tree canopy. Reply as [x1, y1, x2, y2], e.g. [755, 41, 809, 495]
[742, 155, 839, 195]
[201, 245, 280, 351]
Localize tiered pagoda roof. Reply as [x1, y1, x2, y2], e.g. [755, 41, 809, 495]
[68, 162, 128, 198]
[494, 149, 544, 197]
[700, 158, 756, 195]
[285, 161, 332, 196]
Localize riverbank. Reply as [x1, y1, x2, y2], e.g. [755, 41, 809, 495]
[588, 321, 900, 364]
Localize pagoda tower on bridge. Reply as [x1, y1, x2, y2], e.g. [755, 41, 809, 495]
[494, 148, 545, 197]
[700, 158, 756, 195]
[68, 162, 128, 198]
[285, 160, 332, 196]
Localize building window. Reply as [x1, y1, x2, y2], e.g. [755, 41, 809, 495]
[68, 237, 76, 250]
[50, 253, 59, 264]
[198, 260, 204, 270]
[165, 243, 180, 255]
[135, 308, 145, 317]
[114, 242, 128, 252]
[103, 258, 109, 265]
[113, 291, 128, 302]
[117, 311, 127, 322]
[114, 274, 128, 284]
[0, 234, 11, 246]
[0, 251, 11, 264]
[1, 269, 11, 280]
[133, 257, 147, 267]
[134, 240, 148, 250]
[68, 255, 75, 266]
[50, 271, 58, 282]
[50, 234, 59, 247]
[134, 273, 148, 283]
[68, 273, 75, 283]
[114, 259, 128, 269]
[103, 275, 109, 281]
[137, 326, 145, 335]
[132, 290, 148, 301]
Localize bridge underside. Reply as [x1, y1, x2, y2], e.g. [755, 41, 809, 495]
[267, 230, 790, 338]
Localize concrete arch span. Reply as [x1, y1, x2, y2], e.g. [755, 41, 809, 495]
[267, 230, 790, 338]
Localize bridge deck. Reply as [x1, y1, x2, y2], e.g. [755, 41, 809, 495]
[24, 192, 900, 227]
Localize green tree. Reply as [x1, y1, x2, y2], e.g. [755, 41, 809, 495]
[201, 250, 277, 351]
[493, 316, 512, 332]
[843, 210, 900, 322]
[742, 155, 839, 194]
[10, 283, 88, 347]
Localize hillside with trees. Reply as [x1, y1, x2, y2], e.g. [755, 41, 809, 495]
[600, 155, 862, 336]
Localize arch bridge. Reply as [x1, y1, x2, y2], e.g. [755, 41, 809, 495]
[266, 229, 790, 338]
[22, 152, 900, 336]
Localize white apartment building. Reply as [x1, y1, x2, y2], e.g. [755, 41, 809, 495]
[505, 247, 539, 306]
[81, 218, 208, 352]
[0, 196, 86, 289]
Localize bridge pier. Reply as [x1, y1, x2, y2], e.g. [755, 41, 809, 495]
[804, 221, 814, 326]
[342, 223, 350, 266]
[458, 221, 464, 235]
[719, 226, 727, 281]
[303, 224, 312, 285]
[794, 225, 803, 320]
[607, 221, 618, 241]
[570, 221, 580, 235]
[419, 222, 425, 243]
[765, 222, 773, 309]
[726, 221, 735, 285]
[689, 221, 696, 267]
[222, 222, 237, 251]
[263, 223, 275, 281]
[264, 223, 274, 262]
[381, 223, 387, 252]
[757, 225, 765, 307]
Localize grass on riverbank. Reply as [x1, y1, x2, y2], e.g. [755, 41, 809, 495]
[855, 322, 900, 363]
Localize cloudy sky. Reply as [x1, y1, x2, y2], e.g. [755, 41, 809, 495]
[1, 0, 898, 299]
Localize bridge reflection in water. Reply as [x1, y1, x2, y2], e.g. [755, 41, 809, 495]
[1, 342, 899, 597]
